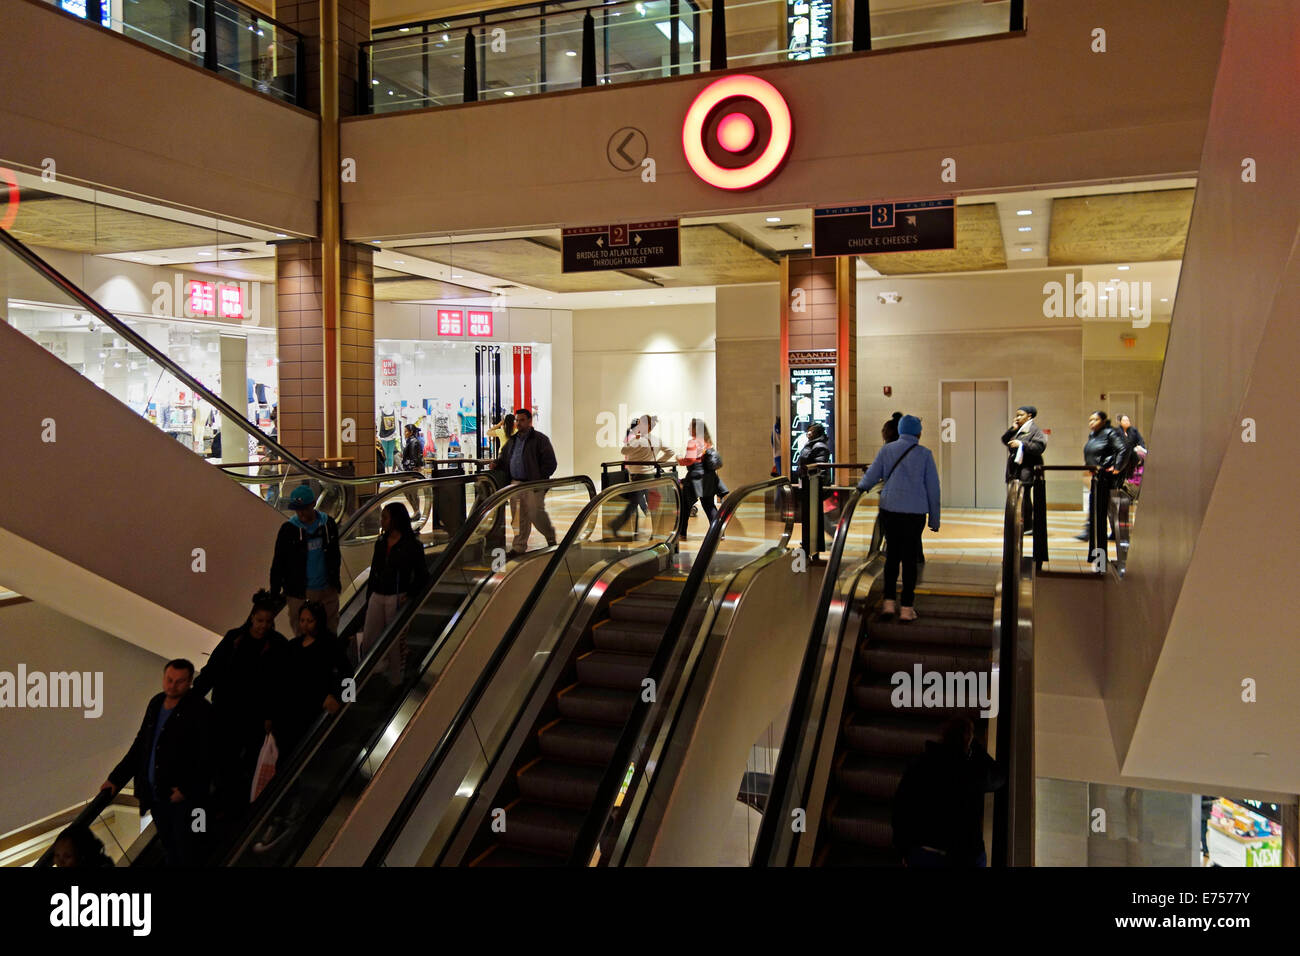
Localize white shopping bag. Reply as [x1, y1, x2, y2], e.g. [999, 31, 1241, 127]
[250, 732, 279, 802]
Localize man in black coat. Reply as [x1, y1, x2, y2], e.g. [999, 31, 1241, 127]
[496, 408, 559, 556]
[103, 659, 215, 866]
[891, 717, 1006, 867]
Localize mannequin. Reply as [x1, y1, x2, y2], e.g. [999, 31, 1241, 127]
[433, 400, 451, 460]
[378, 403, 398, 472]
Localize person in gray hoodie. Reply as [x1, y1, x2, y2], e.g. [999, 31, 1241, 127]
[857, 415, 941, 621]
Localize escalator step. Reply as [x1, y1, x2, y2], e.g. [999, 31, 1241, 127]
[556, 684, 637, 724]
[818, 842, 903, 867]
[538, 719, 623, 765]
[906, 594, 995, 621]
[840, 713, 950, 758]
[860, 641, 992, 676]
[576, 650, 653, 690]
[607, 595, 678, 624]
[833, 753, 910, 801]
[850, 674, 990, 720]
[496, 802, 586, 857]
[516, 759, 605, 808]
[591, 619, 667, 655]
[826, 794, 894, 849]
[868, 617, 994, 647]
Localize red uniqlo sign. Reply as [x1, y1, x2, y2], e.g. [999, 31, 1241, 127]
[437, 309, 464, 336]
[219, 285, 243, 318]
[467, 310, 493, 337]
[188, 281, 215, 316]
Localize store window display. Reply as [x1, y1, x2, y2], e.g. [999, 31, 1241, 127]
[374, 339, 551, 468]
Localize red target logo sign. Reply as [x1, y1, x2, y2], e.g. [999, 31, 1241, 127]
[682, 75, 793, 191]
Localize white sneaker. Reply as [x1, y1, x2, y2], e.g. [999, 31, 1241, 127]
[899, 606, 918, 622]
[880, 599, 897, 617]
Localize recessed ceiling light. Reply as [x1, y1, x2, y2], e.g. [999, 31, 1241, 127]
[1019, 247, 1032, 253]
[399, 26, 409, 32]
[372, 79, 379, 85]
[131, 256, 144, 261]
[504, 91, 514, 96]
[442, 33, 450, 41]
[275, 233, 287, 238]
[565, 50, 577, 56]
[1016, 209, 1032, 216]
[1160, 298, 1169, 302]
[1117, 265, 1130, 271]
[395, 259, 405, 265]
[1017, 226, 1031, 232]
[198, 251, 211, 257]
[373, 241, 381, 245]
[803, 243, 811, 248]
[766, 216, 781, 223]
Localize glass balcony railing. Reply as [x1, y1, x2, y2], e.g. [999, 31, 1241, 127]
[362, 0, 1021, 113]
[43, 0, 304, 107]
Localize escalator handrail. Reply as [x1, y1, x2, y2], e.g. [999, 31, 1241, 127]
[364, 473, 682, 865]
[0, 227, 425, 491]
[216, 473, 596, 864]
[31, 472, 495, 868]
[334, 472, 493, 541]
[750, 486, 883, 866]
[569, 476, 793, 864]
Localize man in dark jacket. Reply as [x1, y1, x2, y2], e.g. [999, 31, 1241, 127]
[891, 717, 1005, 867]
[271, 484, 342, 635]
[497, 408, 559, 556]
[1001, 405, 1047, 534]
[102, 659, 215, 866]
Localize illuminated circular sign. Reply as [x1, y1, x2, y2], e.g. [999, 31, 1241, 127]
[0, 167, 19, 231]
[682, 75, 793, 190]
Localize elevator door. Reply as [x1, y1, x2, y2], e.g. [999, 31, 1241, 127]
[940, 380, 1010, 509]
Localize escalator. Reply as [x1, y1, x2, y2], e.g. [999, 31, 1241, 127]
[753, 479, 1035, 867]
[0, 227, 426, 646]
[366, 476, 799, 867]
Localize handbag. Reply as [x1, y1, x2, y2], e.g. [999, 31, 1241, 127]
[250, 732, 279, 802]
[703, 447, 723, 472]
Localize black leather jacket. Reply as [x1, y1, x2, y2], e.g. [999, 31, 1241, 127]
[109, 691, 216, 812]
[1083, 425, 1129, 473]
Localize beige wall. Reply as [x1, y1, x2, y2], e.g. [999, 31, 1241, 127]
[857, 327, 1085, 505]
[341, 0, 1225, 239]
[571, 304, 716, 483]
[0, 601, 166, 836]
[1101, 0, 1300, 791]
[0, 0, 319, 236]
[1082, 358, 1164, 438]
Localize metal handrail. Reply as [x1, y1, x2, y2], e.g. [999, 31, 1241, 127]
[0, 228, 425, 496]
[751, 486, 883, 865]
[571, 475, 793, 864]
[364, 472, 681, 865]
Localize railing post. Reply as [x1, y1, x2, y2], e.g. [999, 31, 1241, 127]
[669, 0, 680, 75]
[710, 0, 727, 69]
[852, 0, 871, 52]
[810, 468, 823, 559]
[581, 10, 597, 86]
[87, 0, 105, 25]
[1010, 0, 1025, 32]
[463, 28, 479, 102]
[299, 33, 311, 109]
[355, 45, 368, 114]
[800, 472, 812, 558]
[204, 0, 218, 73]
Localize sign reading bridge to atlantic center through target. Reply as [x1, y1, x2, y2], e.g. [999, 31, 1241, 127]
[813, 198, 955, 257]
[561, 220, 680, 273]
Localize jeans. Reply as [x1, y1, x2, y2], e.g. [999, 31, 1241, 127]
[881, 510, 926, 606]
[512, 485, 556, 551]
[361, 591, 406, 682]
[611, 473, 654, 533]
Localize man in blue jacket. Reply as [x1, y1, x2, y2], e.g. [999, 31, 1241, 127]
[497, 408, 559, 557]
[270, 485, 342, 635]
[858, 414, 941, 621]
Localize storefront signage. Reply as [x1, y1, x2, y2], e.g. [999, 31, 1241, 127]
[814, 198, 956, 257]
[380, 358, 399, 387]
[787, 0, 832, 60]
[683, 75, 793, 191]
[436, 309, 464, 336]
[790, 366, 835, 468]
[467, 310, 494, 337]
[151, 275, 261, 323]
[561, 220, 680, 272]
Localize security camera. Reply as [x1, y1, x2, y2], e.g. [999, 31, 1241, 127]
[88, 319, 98, 332]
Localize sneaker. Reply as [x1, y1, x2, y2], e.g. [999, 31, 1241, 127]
[880, 599, 897, 617]
[899, 606, 918, 622]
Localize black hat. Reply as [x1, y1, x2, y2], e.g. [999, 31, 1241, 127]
[1017, 405, 1038, 417]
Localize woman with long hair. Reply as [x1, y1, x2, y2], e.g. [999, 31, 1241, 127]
[676, 418, 719, 540]
[360, 502, 430, 684]
[1077, 410, 1129, 562]
[276, 600, 349, 757]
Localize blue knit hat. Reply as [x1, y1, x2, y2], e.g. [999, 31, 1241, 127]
[899, 415, 923, 436]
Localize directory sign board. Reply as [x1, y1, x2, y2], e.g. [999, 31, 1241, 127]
[788, 0, 833, 60]
[790, 366, 835, 470]
[561, 220, 680, 272]
[814, 198, 956, 257]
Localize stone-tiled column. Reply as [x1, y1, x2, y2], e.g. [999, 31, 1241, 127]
[273, 0, 370, 116]
[339, 243, 375, 475]
[275, 240, 326, 460]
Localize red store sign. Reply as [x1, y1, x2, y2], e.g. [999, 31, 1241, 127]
[467, 310, 494, 337]
[437, 309, 464, 336]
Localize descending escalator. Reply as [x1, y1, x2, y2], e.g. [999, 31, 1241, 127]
[753, 480, 1035, 867]
[365, 477, 799, 868]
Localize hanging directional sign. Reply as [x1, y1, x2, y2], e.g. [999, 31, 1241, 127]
[813, 198, 955, 257]
[561, 219, 680, 272]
